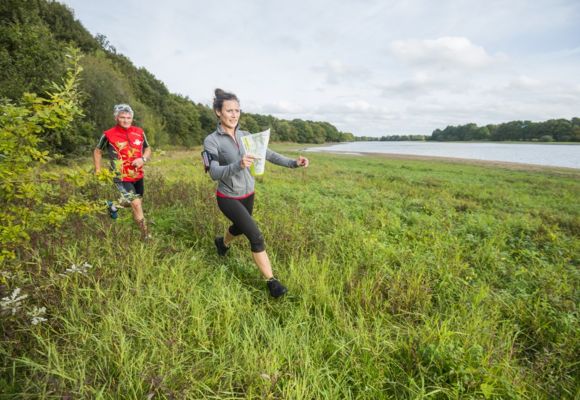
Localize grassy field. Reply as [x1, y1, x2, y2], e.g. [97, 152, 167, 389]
[1, 146, 579, 399]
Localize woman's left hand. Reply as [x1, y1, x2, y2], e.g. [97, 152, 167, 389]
[296, 156, 309, 168]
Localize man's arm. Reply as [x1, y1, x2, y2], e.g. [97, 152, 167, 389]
[93, 148, 103, 173]
[131, 147, 152, 167]
[94, 134, 108, 173]
[142, 132, 152, 162]
[132, 133, 152, 167]
[142, 146, 152, 161]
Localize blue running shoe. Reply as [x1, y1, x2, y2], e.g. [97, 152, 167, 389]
[106, 200, 118, 219]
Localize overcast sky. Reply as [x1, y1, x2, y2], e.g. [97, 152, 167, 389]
[59, 0, 580, 136]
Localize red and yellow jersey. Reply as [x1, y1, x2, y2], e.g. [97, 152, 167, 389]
[97, 125, 149, 182]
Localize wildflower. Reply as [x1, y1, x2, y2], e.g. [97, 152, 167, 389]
[27, 306, 47, 325]
[1, 287, 28, 315]
[0, 270, 12, 280]
[60, 262, 93, 276]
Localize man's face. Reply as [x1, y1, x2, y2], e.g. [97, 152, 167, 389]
[116, 112, 133, 129]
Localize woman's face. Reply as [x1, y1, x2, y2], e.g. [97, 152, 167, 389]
[217, 100, 240, 131]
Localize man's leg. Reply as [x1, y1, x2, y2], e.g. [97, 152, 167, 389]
[117, 180, 149, 239]
[131, 197, 149, 239]
[131, 179, 149, 239]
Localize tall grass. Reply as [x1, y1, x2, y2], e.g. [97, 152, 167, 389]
[1, 148, 578, 399]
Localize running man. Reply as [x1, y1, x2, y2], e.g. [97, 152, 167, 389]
[93, 104, 152, 240]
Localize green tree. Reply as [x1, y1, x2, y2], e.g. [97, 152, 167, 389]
[163, 94, 202, 146]
[541, 119, 573, 141]
[252, 113, 273, 131]
[475, 126, 490, 140]
[133, 67, 169, 111]
[197, 103, 217, 136]
[240, 114, 260, 133]
[318, 121, 341, 142]
[0, 48, 97, 264]
[79, 51, 135, 134]
[310, 123, 326, 144]
[137, 103, 167, 146]
[272, 120, 295, 142]
[291, 119, 314, 143]
[461, 123, 478, 141]
[0, 21, 65, 100]
[37, 0, 98, 52]
[340, 131, 355, 141]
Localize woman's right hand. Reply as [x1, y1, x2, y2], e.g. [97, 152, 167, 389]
[240, 154, 256, 169]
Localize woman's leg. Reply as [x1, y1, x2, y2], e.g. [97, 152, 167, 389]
[217, 195, 272, 279]
[223, 229, 236, 247]
[252, 250, 273, 280]
[216, 195, 287, 297]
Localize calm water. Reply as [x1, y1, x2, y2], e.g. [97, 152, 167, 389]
[306, 141, 580, 169]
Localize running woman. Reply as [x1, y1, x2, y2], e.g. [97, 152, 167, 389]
[203, 89, 309, 298]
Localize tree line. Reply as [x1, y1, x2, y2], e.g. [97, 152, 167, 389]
[0, 0, 353, 158]
[431, 120, 580, 142]
[356, 118, 580, 142]
[355, 135, 428, 141]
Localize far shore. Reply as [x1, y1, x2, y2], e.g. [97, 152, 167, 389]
[300, 147, 580, 177]
[146, 143, 580, 177]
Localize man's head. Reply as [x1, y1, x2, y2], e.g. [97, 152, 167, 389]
[114, 104, 134, 129]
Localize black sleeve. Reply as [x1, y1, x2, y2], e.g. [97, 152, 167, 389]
[96, 134, 108, 150]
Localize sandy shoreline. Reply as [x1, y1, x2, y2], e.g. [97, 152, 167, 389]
[306, 149, 580, 177]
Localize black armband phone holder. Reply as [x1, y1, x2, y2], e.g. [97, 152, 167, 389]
[201, 150, 213, 172]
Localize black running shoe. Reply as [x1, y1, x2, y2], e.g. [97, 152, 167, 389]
[267, 278, 288, 298]
[214, 237, 229, 256]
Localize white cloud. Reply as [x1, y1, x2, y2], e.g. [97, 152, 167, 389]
[259, 101, 306, 115]
[312, 60, 371, 85]
[59, 0, 580, 136]
[308, 101, 400, 134]
[390, 37, 502, 69]
[379, 72, 463, 98]
[344, 100, 372, 112]
[507, 75, 543, 90]
[498, 76, 580, 107]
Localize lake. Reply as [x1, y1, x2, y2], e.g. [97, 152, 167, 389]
[306, 141, 580, 169]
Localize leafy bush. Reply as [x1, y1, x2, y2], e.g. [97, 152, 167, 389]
[0, 48, 101, 266]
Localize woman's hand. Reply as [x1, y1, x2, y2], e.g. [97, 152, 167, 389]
[240, 154, 256, 169]
[296, 156, 309, 168]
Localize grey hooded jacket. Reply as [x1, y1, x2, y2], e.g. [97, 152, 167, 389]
[203, 124, 298, 197]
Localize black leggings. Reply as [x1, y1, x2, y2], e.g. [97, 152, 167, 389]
[217, 194, 265, 253]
